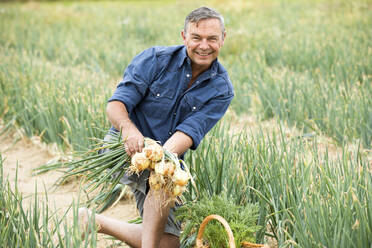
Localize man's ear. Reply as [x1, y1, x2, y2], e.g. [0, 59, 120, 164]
[221, 31, 226, 46]
[181, 30, 187, 44]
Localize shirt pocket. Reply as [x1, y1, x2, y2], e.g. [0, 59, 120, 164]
[149, 84, 175, 100]
[185, 95, 204, 112]
[139, 84, 175, 118]
[180, 94, 205, 120]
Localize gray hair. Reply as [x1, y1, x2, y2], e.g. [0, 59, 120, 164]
[184, 6, 225, 37]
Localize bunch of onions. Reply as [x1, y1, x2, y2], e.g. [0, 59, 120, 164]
[33, 131, 191, 210]
[129, 138, 164, 174]
[130, 138, 191, 198]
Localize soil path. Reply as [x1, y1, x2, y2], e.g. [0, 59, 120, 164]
[0, 131, 138, 248]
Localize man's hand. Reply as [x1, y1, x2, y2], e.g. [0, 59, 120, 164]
[106, 101, 144, 157]
[120, 120, 144, 157]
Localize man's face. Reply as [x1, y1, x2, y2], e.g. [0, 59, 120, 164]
[181, 18, 226, 70]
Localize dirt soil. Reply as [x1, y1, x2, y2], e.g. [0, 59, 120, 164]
[0, 131, 138, 248]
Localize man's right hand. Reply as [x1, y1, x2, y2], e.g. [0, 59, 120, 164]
[120, 120, 144, 157]
[106, 101, 144, 157]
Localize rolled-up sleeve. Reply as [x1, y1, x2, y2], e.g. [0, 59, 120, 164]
[175, 93, 234, 150]
[108, 48, 158, 113]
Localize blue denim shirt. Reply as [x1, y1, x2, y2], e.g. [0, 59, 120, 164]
[109, 45, 234, 151]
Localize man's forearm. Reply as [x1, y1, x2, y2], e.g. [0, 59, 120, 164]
[106, 101, 144, 156]
[107, 101, 192, 156]
[106, 101, 134, 131]
[163, 131, 193, 156]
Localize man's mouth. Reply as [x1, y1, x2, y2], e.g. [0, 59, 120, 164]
[195, 51, 213, 57]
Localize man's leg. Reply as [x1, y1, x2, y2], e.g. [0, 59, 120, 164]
[94, 212, 142, 247]
[79, 187, 180, 248]
[141, 188, 180, 248]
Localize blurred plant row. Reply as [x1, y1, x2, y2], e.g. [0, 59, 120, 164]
[0, 0, 370, 149]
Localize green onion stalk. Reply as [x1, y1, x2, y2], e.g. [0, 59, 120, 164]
[33, 131, 191, 212]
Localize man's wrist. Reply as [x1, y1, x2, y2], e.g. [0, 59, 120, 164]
[119, 119, 133, 131]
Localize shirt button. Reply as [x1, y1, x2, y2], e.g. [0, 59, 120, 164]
[192, 106, 196, 110]
[173, 112, 176, 116]
[186, 74, 190, 78]
[169, 131, 172, 135]
[156, 93, 160, 97]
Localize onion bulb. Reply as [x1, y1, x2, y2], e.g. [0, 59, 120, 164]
[172, 185, 186, 197]
[154, 161, 165, 175]
[143, 144, 164, 162]
[172, 169, 189, 186]
[155, 161, 176, 177]
[130, 152, 150, 173]
[163, 161, 175, 177]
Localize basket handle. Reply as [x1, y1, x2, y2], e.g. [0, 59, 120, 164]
[196, 214, 236, 248]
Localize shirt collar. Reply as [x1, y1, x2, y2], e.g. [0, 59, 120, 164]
[178, 46, 188, 68]
[209, 58, 218, 78]
[178, 45, 219, 78]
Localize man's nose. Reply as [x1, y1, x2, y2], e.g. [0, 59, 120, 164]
[199, 39, 209, 49]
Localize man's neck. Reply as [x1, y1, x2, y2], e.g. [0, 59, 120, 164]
[191, 63, 210, 79]
[188, 63, 210, 89]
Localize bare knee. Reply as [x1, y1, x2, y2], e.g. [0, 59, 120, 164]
[159, 233, 180, 248]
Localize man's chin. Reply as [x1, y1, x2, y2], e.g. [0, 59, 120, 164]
[193, 56, 214, 66]
[193, 60, 212, 68]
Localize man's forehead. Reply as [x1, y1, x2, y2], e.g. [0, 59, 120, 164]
[189, 32, 219, 38]
[186, 18, 223, 33]
[188, 18, 221, 28]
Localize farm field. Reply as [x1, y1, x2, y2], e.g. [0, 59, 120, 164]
[0, 131, 138, 247]
[0, 0, 371, 247]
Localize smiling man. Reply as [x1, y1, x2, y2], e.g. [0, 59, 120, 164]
[79, 6, 234, 248]
[182, 14, 225, 79]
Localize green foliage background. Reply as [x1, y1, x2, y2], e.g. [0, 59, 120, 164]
[0, 0, 371, 247]
[0, 0, 371, 149]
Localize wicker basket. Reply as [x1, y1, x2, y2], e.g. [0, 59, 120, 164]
[195, 214, 265, 248]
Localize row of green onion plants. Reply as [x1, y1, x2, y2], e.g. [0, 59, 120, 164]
[184, 122, 371, 247]
[0, 154, 100, 247]
[0, 1, 371, 149]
